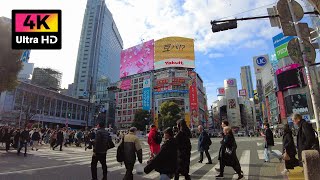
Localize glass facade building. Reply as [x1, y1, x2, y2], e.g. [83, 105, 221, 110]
[73, 0, 123, 99]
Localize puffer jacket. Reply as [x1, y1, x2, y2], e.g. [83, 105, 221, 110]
[93, 128, 109, 153]
[123, 132, 143, 164]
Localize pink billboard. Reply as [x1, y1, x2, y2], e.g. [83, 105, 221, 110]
[120, 79, 132, 90]
[275, 63, 300, 75]
[120, 40, 154, 78]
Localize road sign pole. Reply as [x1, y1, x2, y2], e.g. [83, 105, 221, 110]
[287, 0, 320, 138]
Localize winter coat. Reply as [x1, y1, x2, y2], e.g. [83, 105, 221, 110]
[297, 119, 317, 161]
[2, 130, 11, 142]
[264, 128, 274, 148]
[148, 127, 161, 154]
[144, 138, 178, 175]
[123, 132, 143, 165]
[31, 132, 41, 141]
[56, 131, 64, 142]
[175, 129, 192, 175]
[220, 134, 240, 167]
[282, 131, 299, 169]
[20, 130, 30, 142]
[93, 128, 110, 154]
[198, 130, 210, 152]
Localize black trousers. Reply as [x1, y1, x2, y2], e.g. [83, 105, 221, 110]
[174, 172, 191, 180]
[91, 153, 107, 180]
[17, 141, 27, 154]
[5, 140, 10, 151]
[53, 141, 63, 150]
[219, 156, 242, 175]
[123, 162, 134, 180]
[200, 150, 212, 163]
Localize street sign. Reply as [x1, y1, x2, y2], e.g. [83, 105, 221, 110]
[277, 0, 304, 36]
[83, 91, 88, 97]
[267, 6, 281, 28]
[287, 38, 316, 64]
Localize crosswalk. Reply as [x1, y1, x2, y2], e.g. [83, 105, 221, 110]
[24, 145, 283, 180]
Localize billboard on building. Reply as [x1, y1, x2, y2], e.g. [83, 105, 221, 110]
[239, 89, 247, 96]
[285, 94, 309, 115]
[272, 33, 294, 60]
[154, 37, 195, 70]
[189, 71, 198, 127]
[217, 88, 225, 96]
[253, 55, 269, 79]
[120, 40, 154, 78]
[120, 79, 131, 90]
[142, 78, 151, 110]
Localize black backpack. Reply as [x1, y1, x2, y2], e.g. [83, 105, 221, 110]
[116, 136, 125, 162]
[154, 132, 162, 144]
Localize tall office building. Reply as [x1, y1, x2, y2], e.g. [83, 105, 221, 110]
[240, 66, 254, 99]
[73, 0, 123, 99]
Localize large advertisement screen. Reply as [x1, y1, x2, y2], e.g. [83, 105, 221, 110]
[285, 94, 309, 115]
[154, 37, 195, 70]
[120, 40, 154, 78]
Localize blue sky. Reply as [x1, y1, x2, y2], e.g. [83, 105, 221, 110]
[1, 0, 318, 105]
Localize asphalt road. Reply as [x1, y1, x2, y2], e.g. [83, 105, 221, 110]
[0, 137, 286, 180]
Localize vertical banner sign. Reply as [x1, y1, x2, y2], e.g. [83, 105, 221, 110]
[142, 78, 151, 110]
[189, 72, 198, 127]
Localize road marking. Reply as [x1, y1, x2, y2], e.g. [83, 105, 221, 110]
[257, 142, 263, 146]
[0, 164, 73, 175]
[202, 160, 220, 178]
[257, 150, 264, 159]
[233, 150, 250, 179]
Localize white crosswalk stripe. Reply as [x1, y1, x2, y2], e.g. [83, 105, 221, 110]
[26, 144, 282, 180]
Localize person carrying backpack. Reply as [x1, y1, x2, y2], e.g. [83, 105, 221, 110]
[198, 125, 212, 164]
[148, 125, 161, 162]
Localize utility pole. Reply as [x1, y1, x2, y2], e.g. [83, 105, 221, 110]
[86, 76, 93, 129]
[287, 0, 320, 135]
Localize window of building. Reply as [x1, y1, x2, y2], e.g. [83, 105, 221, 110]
[123, 98, 127, 103]
[128, 110, 132, 115]
[134, 79, 138, 83]
[138, 102, 142, 107]
[123, 110, 127, 115]
[133, 97, 137, 102]
[128, 104, 132, 108]
[128, 98, 132, 102]
[139, 84, 143, 88]
[127, 116, 132, 121]
[119, 93, 122, 98]
[123, 104, 127, 109]
[134, 84, 138, 89]
[128, 91, 132, 96]
[119, 99, 122, 103]
[138, 90, 142, 94]
[134, 91, 138, 95]
[133, 109, 137, 114]
[117, 117, 121, 122]
[118, 111, 121, 116]
[138, 96, 142, 101]
[139, 78, 144, 82]
[123, 92, 127, 97]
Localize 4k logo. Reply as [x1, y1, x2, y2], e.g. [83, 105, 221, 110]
[12, 10, 61, 49]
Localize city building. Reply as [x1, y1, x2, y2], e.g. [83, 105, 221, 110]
[115, 36, 208, 129]
[240, 66, 254, 99]
[18, 50, 34, 83]
[0, 81, 92, 128]
[31, 68, 62, 91]
[73, 0, 123, 99]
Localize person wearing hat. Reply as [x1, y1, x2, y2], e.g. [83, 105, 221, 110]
[123, 127, 143, 180]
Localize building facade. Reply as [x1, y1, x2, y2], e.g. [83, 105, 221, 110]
[73, 0, 123, 99]
[240, 66, 254, 99]
[31, 68, 62, 90]
[0, 81, 92, 128]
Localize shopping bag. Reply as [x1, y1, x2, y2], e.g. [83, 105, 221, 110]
[283, 150, 290, 161]
[135, 164, 144, 175]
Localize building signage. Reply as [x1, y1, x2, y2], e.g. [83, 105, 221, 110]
[120, 79, 132, 90]
[120, 39, 154, 78]
[253, 55, 269, 76]
[256, 56, 267, 67]
[142, 78, 151, 110]
[153, 90, 188, 95]
[272, 33, 294, 60]
[217, 88, 225, 96]
[189, 71, 198, 127]
[239, 89, 247, 96]
[228, 99, 236, 109]
[275, 63, 300, 75]
[154, 37, 195, 70]
[226, 79, 236, 87]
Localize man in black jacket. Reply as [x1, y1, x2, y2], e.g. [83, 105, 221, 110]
[292, 113, 319, 165]
[261, 122, 281, 162]
[197, 125, 212, 164]
[53, 128, 64, 151]
[144, 127, 178, 179]
[17, 127, 30, 157]
[91, 122, 109, 180]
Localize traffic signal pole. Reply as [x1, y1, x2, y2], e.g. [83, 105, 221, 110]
[287, 0, 320, 138]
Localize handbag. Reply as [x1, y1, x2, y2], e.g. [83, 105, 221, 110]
[283, 150, 290, 161]
[225, 147, 232, 155]
[107, 137, 115, 150]
[116, 136, 125, 162]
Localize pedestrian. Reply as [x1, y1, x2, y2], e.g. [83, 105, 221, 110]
[144, 127, 178, 180]
[123, 127, 143, 180]
[91, 122, 110, 180]
[281, 124, 299, 175]
[13, 128, 20, 149]
[86, 129, 96, 150]
[53, 128, 64, 151]
[174, 119, 192, 180]
[50, 130, 57, 149]
[216, 126, 243, 179]
[216, 120, 229, 173]
[292, 113, 319, 166]
[197, 125, 212, 164]
[3, 128, 11, 152]
[261, 122, 282, 163]
[64, 129, 69, 147]
[31, 128, 41, 151]
[147, 124, 161, 162]
[17, 127, 30, 157]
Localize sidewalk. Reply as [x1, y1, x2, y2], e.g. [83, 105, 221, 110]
[288, 167, 304, 180]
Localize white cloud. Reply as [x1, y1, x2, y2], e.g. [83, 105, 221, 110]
[208, 53, 224, 59]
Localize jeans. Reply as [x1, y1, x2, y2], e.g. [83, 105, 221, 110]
[264, 146, 281, 162]
[91, 153, 107, 180]
[160, 174, 171, 180]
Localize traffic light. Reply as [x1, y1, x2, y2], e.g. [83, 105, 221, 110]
[211, 20, 237, 33]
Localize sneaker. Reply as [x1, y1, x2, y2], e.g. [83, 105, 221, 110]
[198, 160, 202, 163]
[215, 168, 221, 172]
[36, 149, 39, 151]
[281, 169, 289, 175]
[237, 174, 244, 179]
[215, 174, 224, 178]
[206, 162, 212, 164]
